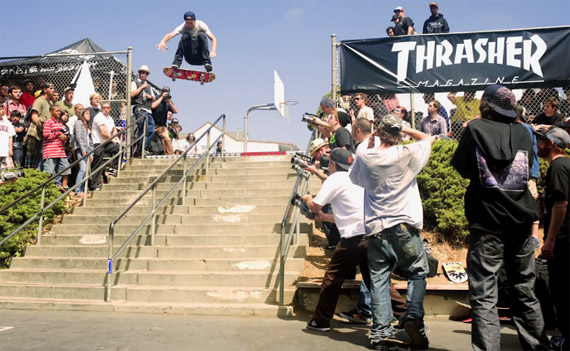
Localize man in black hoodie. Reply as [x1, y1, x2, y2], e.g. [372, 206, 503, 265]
[422, 3, 449, 34]
[452, 85, 550, 351]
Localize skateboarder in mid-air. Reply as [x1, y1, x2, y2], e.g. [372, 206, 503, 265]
[156, 11, 218, 73]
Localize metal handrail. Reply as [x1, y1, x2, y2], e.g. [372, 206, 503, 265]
[105, 114, 226, 302]
[278, 131, 317, 305]
[0, 115, 145, 249]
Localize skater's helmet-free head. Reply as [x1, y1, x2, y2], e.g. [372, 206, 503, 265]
[184, 11, 197, 29]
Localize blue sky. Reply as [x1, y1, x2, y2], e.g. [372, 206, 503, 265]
[0, 0, 569, 149]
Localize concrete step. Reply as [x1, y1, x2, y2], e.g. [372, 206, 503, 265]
[50, 222, 313, 235]
[72, 204, 288, 216]
[0, 269, 300, 287]
[9, 257, 306, 272]
[41, 233, 308, 247]
[0, 298, 294, 316]
[90, 187, 298, 200]
[0, 283, 295, 305]
[24, 245, 306, 259]
[118, 167, 295, 178]
[127, 155, 290, 166]
[123, 161, 293, 172]
[64, 213, 288, 225]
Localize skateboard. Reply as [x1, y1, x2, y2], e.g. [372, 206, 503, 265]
[374, 330, 412, 351]
[455, 300, 511, 323]
[163, 67, 216, 85]
[442, 262, 468, 283]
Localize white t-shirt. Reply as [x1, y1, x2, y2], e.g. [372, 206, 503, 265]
[175, 20, 213, 36]
[312, 171, 366, 239]
[91, 112, 115, 145]
[357, 106, 374, 122]
[0, 118, 16, 157]
[66, 115, 78, 137]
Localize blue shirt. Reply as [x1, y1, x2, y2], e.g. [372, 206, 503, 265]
[522, 123, 539, 179]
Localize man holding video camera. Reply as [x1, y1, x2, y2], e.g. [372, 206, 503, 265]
[152, 86, 178, 155]
[301, 148, 370, 332]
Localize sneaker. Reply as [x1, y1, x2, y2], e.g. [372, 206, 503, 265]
[171, 63, 180, 70]
[320, 245, 336, 251]
[402, 315, 429, 350]
[370, 334, 400, 351]
[339, 310, 371, 324]
[306, 319, 330, 332]
[204, 63, 213, 72]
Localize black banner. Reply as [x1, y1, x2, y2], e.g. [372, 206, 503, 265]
[340, 26, 570, 94]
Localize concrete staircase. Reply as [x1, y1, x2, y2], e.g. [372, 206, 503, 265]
[0, 155, 320, 316]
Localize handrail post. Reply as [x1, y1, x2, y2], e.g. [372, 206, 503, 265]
[141, 114, 147, 159]
[83, 158, 91, 207]
[117, 136, 123, 177]
[36, 187, 46, 245]
[206, 130, 211, 174]
[106, 225, 114, 303]
[182, 153, 187, 206]
[222, 116, 226, 158]
[151, 185, 156, 246]
[279, 226, 285, 305]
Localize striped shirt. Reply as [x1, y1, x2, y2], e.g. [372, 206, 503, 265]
[42, 117, 67, 159]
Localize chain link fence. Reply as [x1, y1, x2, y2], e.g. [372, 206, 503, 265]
[0, 50, 131, 126]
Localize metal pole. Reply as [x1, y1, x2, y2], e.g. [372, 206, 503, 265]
[141, 115, 147, 159]
[182, 153, 187, 206]
[279, 228, 285, 305]
[222, 115, 226, 157]
[126, 47, 133, 164]
[83, 158, 90, 207]
[331, 34, 338, 101]
[37, 187, 46, 244]
[151, 185, 156, 246]
[410, 93, 416, 130]
[117, 137, 123, 177]
[106, 227, 114, 302]
[206, 130, 211, 174]
[243, 104, 277, 153]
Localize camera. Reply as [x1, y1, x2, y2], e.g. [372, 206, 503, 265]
[61, 125, 70, 136]
[1, 170, 25, 182]
[301, 113, 319, 125]
[290, 193, 315, 219]
[319, 155, 330, 170]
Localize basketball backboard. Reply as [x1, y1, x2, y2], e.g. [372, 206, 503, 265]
[274, 70, 286, 119]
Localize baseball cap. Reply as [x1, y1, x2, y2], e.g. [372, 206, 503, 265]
[162, 86, 170, 92]
[184, 11, 196, 20]
[482, 85, 516, 118]
[330, 148, 354, 172]
[309, 138, 328, 156]
[320, 97, 335, 109]
[429, 2, 439, 8]
[64, 86, 74, 93]
[394, 6, 404, 12]
[171, 118, 179, 123]
[380, 114, 403, 136]
[535, 126, 570, 149]
[391, 15, 398, 21]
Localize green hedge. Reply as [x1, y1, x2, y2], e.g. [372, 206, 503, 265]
[0, 169, 66, 267]
[417, 139, 470, 244]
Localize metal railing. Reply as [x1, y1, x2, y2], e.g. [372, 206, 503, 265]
[0, 115, 145, 249]
[278, 131, 316, 305]
[105, 114, 226, 302]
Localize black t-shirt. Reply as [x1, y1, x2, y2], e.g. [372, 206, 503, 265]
[544, 157, 570, 241]
[151, 101, 173, 127]
[395, 17, 414, 35]
[86, 107, 100, 129]
[532, 112, 564, 127]
[12, 122, 27, 145]
[329, 127, 354, 153]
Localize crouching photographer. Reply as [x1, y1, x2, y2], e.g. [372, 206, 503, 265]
[299, 148, 371, 332]
[303, 138, 330, 182]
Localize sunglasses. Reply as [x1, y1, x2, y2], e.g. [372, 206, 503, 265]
[354, 97, 362, 101]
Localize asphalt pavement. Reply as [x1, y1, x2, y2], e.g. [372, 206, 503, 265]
[0, 309, 526, 351]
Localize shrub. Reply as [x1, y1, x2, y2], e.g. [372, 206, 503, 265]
[0, 169, 66, 267]
[417, 139, 470, 245]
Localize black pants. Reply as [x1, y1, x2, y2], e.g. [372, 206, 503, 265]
[89, 142, 120, 190]
[321, 204, 340, 247]
[548, 236, 569, 347]
[174, 32, 210, 66]
[314, 235, 370, 324]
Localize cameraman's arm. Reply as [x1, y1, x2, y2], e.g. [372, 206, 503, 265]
[305, 164, 328, 181]
[314, 211, 335, 223]
[168, 100, 178, 114]
[151, 94, 164, 109]
[301, 195, 322, 213]
[402, 126, 434, 144]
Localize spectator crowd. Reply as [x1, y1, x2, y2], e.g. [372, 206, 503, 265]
[0, 64, 199, 196]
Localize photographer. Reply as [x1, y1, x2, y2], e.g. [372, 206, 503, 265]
[304, 138, 330, 182]
[301, 148, 370, 332]
[151, 86, 178, 155]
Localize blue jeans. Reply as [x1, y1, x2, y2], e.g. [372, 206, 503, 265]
[43, 157, 71, 186]
[356, 280, 372, 318]
[74, 149, 88, 194]
[135, 110, 155, 152]
[368, 223, 428, 341]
